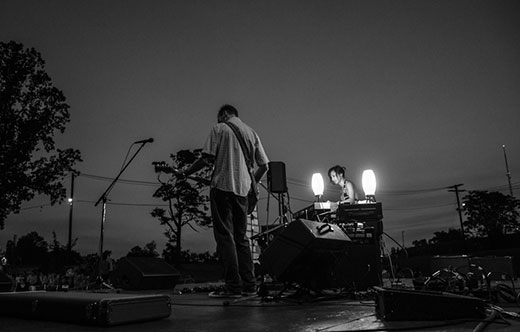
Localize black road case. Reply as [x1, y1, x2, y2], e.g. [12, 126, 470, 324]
[0, 291, 171, 326]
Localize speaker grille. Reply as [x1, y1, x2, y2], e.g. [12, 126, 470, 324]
[112, 257, 180, 290]
[268, 161, 288, 193]
[259, 219, 351, 289]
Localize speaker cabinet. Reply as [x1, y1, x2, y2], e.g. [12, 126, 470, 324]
[259, 219, 351, 289]
[112, 257, 180, 290]
[267, 161, 287, 193]
[253, 224, 287, 251]
[331, 242, 382, 290]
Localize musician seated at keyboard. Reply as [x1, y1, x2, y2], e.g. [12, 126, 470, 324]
[327, 165, 360, 205]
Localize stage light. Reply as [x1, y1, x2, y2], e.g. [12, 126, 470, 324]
[311, 173, 324, 201]
[362, 169, 377, 202]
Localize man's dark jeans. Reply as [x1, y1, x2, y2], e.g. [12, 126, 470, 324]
[210, 188, 256, 293]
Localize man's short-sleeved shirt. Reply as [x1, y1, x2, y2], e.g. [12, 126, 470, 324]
[202, 117, 269, 197]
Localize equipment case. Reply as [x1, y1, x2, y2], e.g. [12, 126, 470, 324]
[0, 291, 171, 326]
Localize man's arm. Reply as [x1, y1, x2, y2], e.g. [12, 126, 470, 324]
[183, 153, 215, 177]
[254, 163, 268, 183]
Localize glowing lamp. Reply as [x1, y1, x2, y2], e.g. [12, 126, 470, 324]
[362, 169, 377, 202]
[311, 173, 324, 200]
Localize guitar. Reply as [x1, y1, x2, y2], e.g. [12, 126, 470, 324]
[153, 161, 258, 215]
[153, 162, 211, 185]
[246, 177, 258, 215]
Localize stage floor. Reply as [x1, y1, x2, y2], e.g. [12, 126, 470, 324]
[1, 283, 519, 332]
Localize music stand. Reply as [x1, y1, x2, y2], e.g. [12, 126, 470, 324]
[93, 141, 150, 288]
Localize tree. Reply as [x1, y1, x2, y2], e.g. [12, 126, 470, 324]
[412, 239, 428, 248]
[126, 241, 159, 258]
[462, 190, 520, 240]
[428, 228, 463, 245]
[0, 41, 82, 228]
[14, 231, 48, 266]
[47, 231, 81, 269]
[151, 149, 212, 263]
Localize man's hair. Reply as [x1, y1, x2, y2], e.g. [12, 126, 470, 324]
[328, 165, 346, 182]
[218, 104, 239, 117]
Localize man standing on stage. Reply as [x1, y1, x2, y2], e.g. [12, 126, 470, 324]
[182, 104, 269, 298]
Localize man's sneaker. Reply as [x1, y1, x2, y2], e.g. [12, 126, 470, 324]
[208, 290, 242, 299]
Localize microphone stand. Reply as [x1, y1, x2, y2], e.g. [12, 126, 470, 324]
[93, 141, 150, 288]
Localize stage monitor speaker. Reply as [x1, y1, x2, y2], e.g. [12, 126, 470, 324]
[253, 224, 287, 251]
[112, 257, 180, 290]
[268, 161, 287, 193]
[259, 219, 351, 289]
[331, 242, 382, 290]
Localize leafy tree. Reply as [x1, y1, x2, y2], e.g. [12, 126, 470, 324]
[4, 237, 18, 266]
[197, 251, 218, 263]
[0, 41, 82, 228]
[462, 190, 520, 240]
[428, 228, 463, 244]
[47, 231, 81, 269]
[82, 253, 101, 274]
[126, 241, 160, 258]
[412, 239, 428, 248]
[14, 231, 48, 266]
[162, 240, 180, 263]
[151, 149, 212, 263]
[162, 249, 218, 264]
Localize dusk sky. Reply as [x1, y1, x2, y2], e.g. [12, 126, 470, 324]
[2, 0, 519, 259]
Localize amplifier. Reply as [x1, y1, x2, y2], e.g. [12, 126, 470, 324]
[337, 202, 383, 222]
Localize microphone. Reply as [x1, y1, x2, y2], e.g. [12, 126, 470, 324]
[134, 138, 154, 144]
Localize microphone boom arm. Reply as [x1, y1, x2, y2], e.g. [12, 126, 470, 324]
[93, 140, 149, 288]
[95, 141, 148, 206]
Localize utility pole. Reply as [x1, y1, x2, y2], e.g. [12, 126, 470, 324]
[67, 173, 75, 263]
[448, 184, 466, 238]
[502, 145, 514, 197]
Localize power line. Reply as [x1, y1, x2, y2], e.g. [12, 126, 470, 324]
[77, 171, 518, 196]
[19, 203, 53, 211]
[384, 202, 455, 211]
[378, 187, 449, 196]
[484, 182, 520, 192]
[75, 199, 167, 207]
[65, 171, 518, 211]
